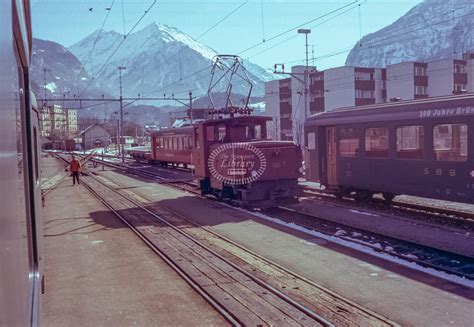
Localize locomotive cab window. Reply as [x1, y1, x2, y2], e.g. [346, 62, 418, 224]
[397, 125, 424, 159]
[206, 126, 215, 141]
[254, 124, 262, 139]
[338, 128, 359, 157]
[217, 125, 226, 141]
[194, 128, 200, 148]
[365, 127, 389, 158]
[245, 125, 255, 139]
[433, 124, 468, 162]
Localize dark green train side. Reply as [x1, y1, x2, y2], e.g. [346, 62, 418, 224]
[304, 94, 474, 204]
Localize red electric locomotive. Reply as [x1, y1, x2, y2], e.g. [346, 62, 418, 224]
[193, 115, 303, 207]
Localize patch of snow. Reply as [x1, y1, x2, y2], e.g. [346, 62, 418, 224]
[349, 209, 379, 217]
[45, 82, 57, 93]
[229, 206, 474, 288]
[81, 77, 87, 81]
[55, 76, 61, 80]
[334, 229, 347, 236]
[157, 23, 217, 61]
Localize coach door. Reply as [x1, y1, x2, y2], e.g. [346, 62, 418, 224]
[326, 126, 337, 186]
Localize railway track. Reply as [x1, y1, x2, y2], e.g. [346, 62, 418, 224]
[263, 206, 474, 280]
[303, 188, 474, 225]
[89, 153, 474, 222]
[81, 174, 338, 326]
[76, 155, 474, 281]
[85, 173, 397, 326]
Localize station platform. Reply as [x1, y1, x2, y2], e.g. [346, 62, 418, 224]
[41, 173, 225, 325]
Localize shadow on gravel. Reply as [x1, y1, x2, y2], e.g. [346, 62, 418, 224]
[85, 192, 474, 301]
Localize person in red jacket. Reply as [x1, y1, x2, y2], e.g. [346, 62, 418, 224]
[69, 156, 81, 185]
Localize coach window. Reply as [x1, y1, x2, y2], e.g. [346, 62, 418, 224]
[365, 127, 389, 157]
[33, 127, 39, 181]
[307, 132, 316, 150]
[396, 126, 424, 159]
[338, 128, 359, 157]
[433, 124, 468, 161]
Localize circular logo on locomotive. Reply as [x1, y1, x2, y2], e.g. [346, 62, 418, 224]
[208, 143, 267, 185]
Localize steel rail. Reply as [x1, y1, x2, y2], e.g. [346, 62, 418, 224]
[84, 174, 334, 327]
[80, 177, 243, 327]
[145, 202, 399, 326]
[76, 154, 474, 280]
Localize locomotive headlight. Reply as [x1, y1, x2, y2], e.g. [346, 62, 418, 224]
[299, 166, 305, 174]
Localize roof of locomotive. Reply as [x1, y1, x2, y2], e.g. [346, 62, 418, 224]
[151, 126, 193, 137]
[198, 115, 272, 127]
[305, 93, 474, 127]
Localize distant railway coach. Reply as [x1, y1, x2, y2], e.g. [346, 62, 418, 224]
[151, 127, 193, 168]
[129, 127, 193, 168]
[304, 94, 474, 204]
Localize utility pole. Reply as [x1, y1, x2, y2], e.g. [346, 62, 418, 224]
[189, 91, 193, 123]
[118, 66, 126, 163]
[43, 67, 51, 108]
[297, 28, 311, 145]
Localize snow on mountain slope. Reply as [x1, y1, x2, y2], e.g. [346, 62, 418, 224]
[346, 0, 474, 67]
[30, 38, 109, 99]
[68, 22, 272, 100]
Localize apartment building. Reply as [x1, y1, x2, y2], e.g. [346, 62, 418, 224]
[68, 109, 78, 133]
[264, 77, 293, 141]
[428, 58, 468, 95]
[264, 52, 474, 145]
[386, 61, 428, 101]
[40, 104, 78, 138]
[323, 66, 386, 111]
[465, 52, 474, 93]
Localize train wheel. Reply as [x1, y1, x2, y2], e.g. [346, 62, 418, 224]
[354, 190, 373, 202]
[382, 193, 395, 203]
[335, 188, 350, 199]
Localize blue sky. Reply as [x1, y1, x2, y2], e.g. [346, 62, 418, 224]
[31, 0, 424, 70]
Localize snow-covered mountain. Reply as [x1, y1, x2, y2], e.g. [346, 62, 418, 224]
[30, 38, 108, 99]
[346, 0, 474, 67]
[68, 23, 272, 100]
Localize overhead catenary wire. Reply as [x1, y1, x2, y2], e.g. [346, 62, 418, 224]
[246, 1, 362, 61]
[78, 0, 157, 98]
[280, 12, 474, 67]
[137, 1, 360, 103]
[237, 0, 359, 55]
[267, 3, 472, 68]
[122, 0, 248, 90]
[86, 0, 116, 74]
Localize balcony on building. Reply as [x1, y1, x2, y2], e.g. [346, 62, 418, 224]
[309, 93, 325, 115]
[355, 89, 375, 106]
[278, 78, 292, 96]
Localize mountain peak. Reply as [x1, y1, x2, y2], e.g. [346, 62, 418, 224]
[346, 0, 474, 67]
